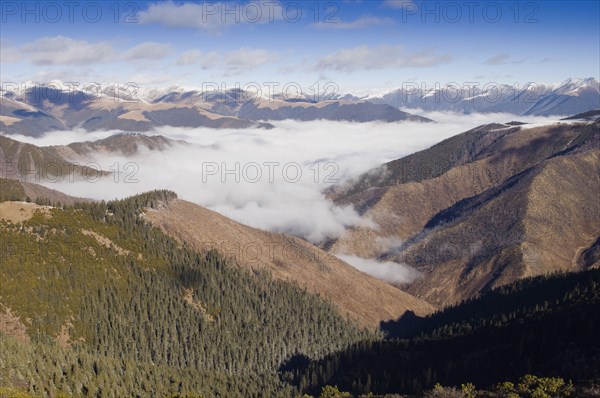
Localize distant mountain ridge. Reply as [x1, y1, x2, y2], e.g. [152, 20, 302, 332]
[0, 135, 106, 182]
[367, 77, 599, 116]
[0, 84, 430, 136]
[0, 133, 182, 181]
[3, 78, 596, 136]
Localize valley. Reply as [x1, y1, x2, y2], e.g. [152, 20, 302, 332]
[1, 109, 598, 397]
[1, 1, 599, 396]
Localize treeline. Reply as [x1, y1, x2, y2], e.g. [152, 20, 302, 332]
[0, 178, 26, 202]
[282, 268, 600, 396]
[382, 268, 600, 339]
[296, 375, 599, 397]
[3, 375, 600, 398]
[0, 190, 371, 397]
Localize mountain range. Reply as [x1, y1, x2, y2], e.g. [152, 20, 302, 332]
[366, 77, 600, 116]
[0, 84, 430, 136]
[327, 117, 600, 306]
[2, 78, 598, 138]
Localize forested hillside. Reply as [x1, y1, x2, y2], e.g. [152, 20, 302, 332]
[283, 268, 600, 396]
[0, 191, 372, 397]
[145, 199, 433, 328]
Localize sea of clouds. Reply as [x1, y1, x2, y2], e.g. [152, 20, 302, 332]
[12, 112, 561, 283]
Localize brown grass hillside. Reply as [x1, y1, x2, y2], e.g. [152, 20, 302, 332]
[145, 199, 434, 328]
[329, 121, 600, 306]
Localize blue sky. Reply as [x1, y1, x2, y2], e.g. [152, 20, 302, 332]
[1, 0, 598, 94]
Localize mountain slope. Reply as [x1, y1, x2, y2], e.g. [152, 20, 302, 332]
[150, 88, 432, 123]
[0, 177, 90, 205]
[0, 191, 373, 397]
[144, 199, 434, 328]
[0, 96, 66, 136]
[50, 132, 185, 161]
[562, 109, 600, 121]
[236, 99, 432, 122]
[524, 78, 600, 116]
[1, 134, 186, 185]
[394, 149, 599, 305]
[0, 135, 107, 181]
[329, 120, 600, 306]
[287, 268, 600, 396]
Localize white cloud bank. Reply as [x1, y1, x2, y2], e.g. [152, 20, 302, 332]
[25, 113, 560, 244]
[337, 255, 421, 285]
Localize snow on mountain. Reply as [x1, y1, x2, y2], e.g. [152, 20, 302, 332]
[366, 77, 599, 116]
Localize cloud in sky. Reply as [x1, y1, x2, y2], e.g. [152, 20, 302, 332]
[177, 50, 204, 65]
[312, 15, 394, 30]
[485, 53, 526, 65]
[122, 42, 172, 60]
[25, 67, 96, 84]
[315, 45, 452, 72]
[22, 36, 114, 65]
[0, 47, 21, 63]
[0, 1, 597, 88]
[222, 48, 274, 75]
[381, 0, 417, 9]
[14, 37, 171, 66]
[5, 35, 271, 79]
[176, 47, 274, 75]
[0, 40, 21, 63]
[138, 0, 284, 34]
